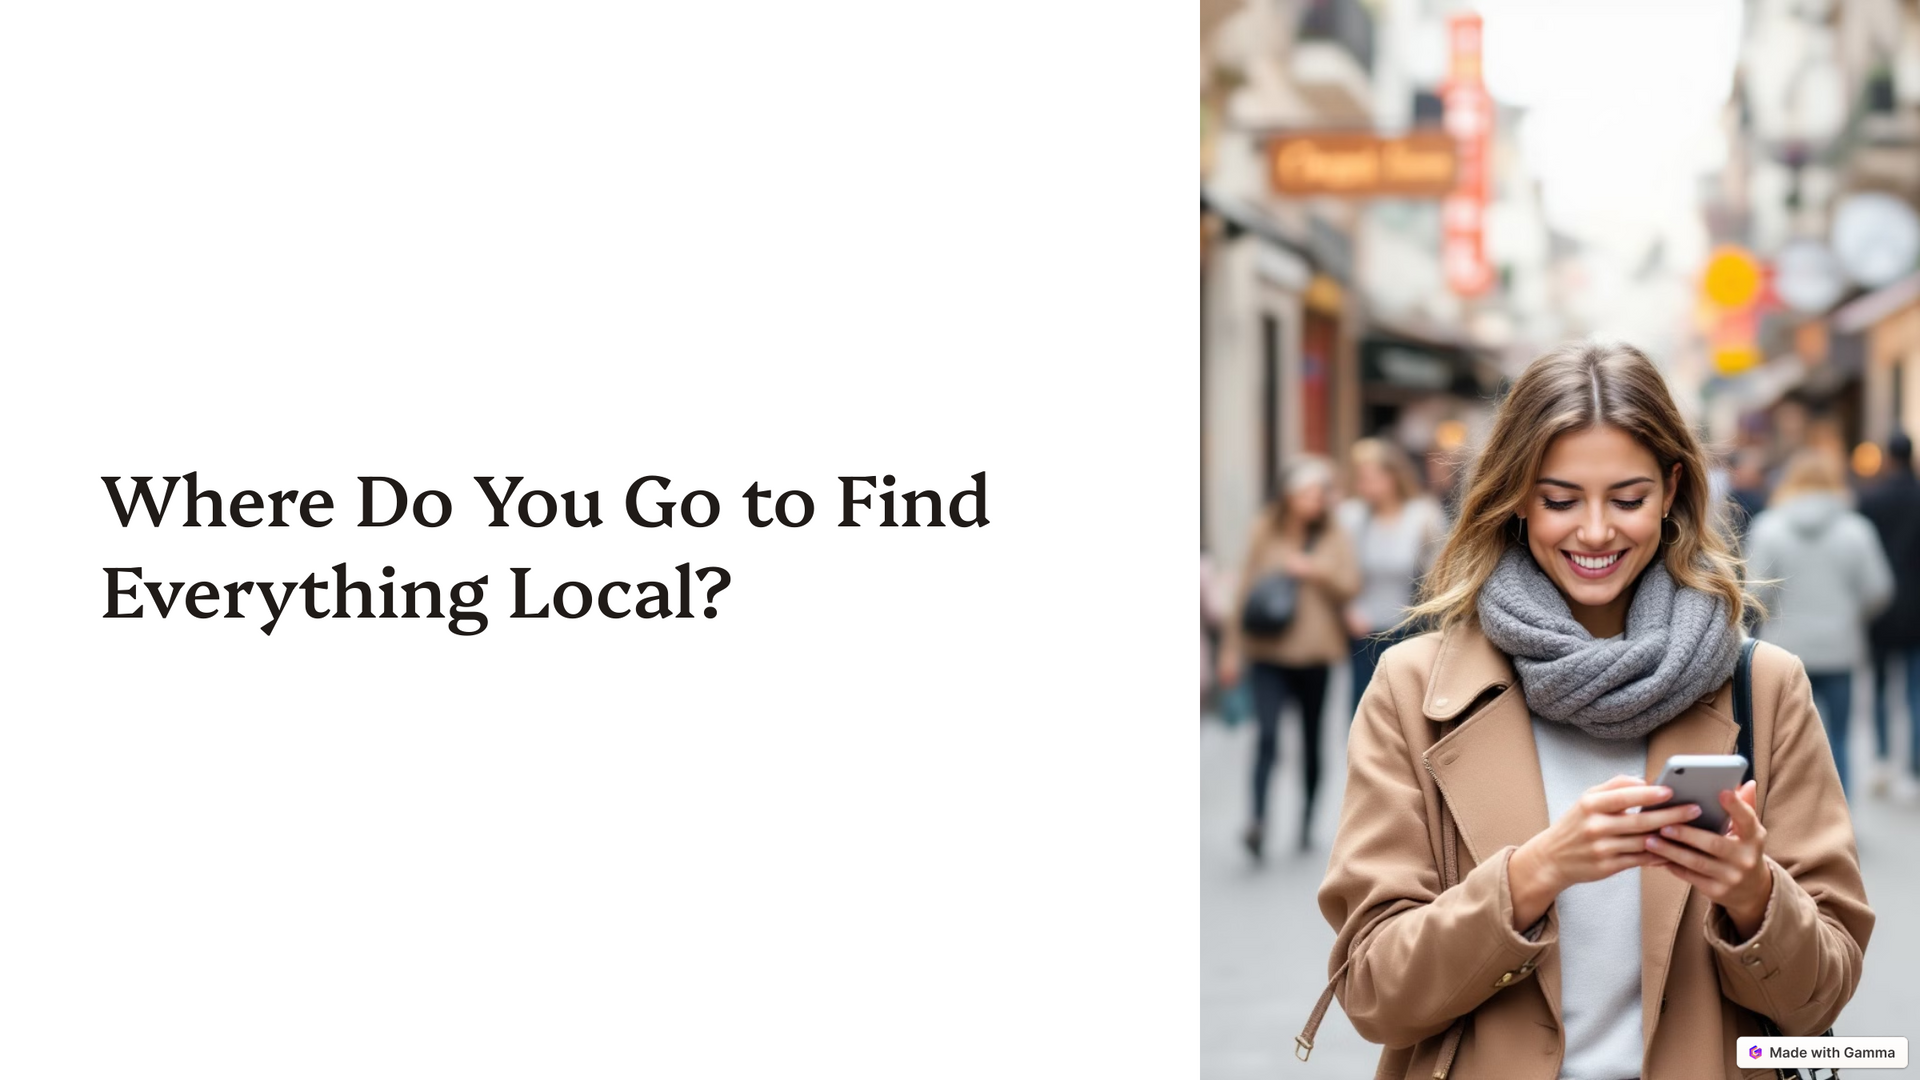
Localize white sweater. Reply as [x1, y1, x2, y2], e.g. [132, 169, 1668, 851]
[1531, 715, 1647, 1080]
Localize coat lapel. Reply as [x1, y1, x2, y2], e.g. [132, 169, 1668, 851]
[1638, 691, 1740, 1049]
[1419, 624, 1743, 1047]
[1420, 624, 1563, 1031]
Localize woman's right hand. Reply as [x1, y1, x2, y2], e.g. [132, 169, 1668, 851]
[1506, 774, 1703, 931]
[1216, 655, 1240, 689]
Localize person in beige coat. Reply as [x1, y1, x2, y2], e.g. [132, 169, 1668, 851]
[1307, 342, 1872, 1080]
[1218, 456, 1360, 859]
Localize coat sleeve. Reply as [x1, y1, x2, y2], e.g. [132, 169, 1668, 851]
[1317, 646, 1557, 1048]
[1702, 649, 1875, 1035]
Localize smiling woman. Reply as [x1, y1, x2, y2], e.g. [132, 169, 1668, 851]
[1403, 342, 1745, 639]
[1522, 425, 1679, 638]
[1307, 340, 1873, 1080]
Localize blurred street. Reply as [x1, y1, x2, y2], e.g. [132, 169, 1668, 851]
[1200, 674, 1920, 1079]
[1202, 0, 1920, 1073]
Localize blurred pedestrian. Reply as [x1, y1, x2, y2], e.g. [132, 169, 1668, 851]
[1337, 438, 1444, 714]
[1706, 454, 1730, 520]
[1426, 446, 1465, 526]
[1725, 446, 1770, 548]
[1860, 432, 1920, 799]
[1311, 341, 1870, 1079]
[1746, 450, 1894, 799]
[1217, 456, 1359, 858]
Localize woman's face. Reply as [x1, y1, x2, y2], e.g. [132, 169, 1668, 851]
[1518, 425, 1680, 637]
[1354, 460, 1398, 507]
[1286, 481, 1328, 524]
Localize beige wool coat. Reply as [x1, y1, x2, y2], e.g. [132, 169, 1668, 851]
[1221, 514, 1361, 669]
[1317, 622, 1873, 1079]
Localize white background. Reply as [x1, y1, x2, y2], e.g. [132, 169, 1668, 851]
[0, 3, 1191, 1076]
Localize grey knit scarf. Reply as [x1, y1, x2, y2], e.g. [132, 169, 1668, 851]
[1476, 546, 1740, 740]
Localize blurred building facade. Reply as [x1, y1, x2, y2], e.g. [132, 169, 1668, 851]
[1204, 0, 1920, 576]
[1201, 0, 1527, 570]
[1704, 0, 1920, 472]
[1201, 0, 1374, 564]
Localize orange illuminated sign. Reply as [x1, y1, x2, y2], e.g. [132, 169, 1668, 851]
[1449, 14, 1482, 83]
[1267, 132, 1458, 198]
[1443, 12, 1492, 297]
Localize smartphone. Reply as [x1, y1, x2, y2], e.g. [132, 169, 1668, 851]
[1640, 754, 1748, 837]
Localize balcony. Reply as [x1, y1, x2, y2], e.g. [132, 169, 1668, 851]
[1291, 0, 1375, 121]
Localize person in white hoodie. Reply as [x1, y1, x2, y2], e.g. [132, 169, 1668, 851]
[1746, 448, 1896, 798]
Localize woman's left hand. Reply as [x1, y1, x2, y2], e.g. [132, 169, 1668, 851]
[1643, 779, 1774, 939]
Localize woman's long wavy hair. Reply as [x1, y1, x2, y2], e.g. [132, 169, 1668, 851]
[1400, 340, 1755, 633]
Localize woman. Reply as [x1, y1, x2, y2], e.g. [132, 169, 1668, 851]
[1745, 449, 1894, 800]
[1309, 342, 1872, 1079]
[1217, 457, 1359, 859]
[1337, 438, 1444, 713]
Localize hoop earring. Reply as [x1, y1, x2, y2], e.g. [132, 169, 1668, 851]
[1661, 515, 1680, 546]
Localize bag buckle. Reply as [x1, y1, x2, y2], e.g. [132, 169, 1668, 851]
[1294, 1034, 1313, 1061]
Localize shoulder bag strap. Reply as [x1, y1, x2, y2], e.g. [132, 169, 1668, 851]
[1735, 637, 1842, 1079]
[1735, 636, 1758, 791]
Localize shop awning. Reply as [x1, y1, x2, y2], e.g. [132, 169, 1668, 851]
[1200, 185, 1315, 265]
[1359, 334, 1495, 399]
[1831, 270, 1920, 335]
